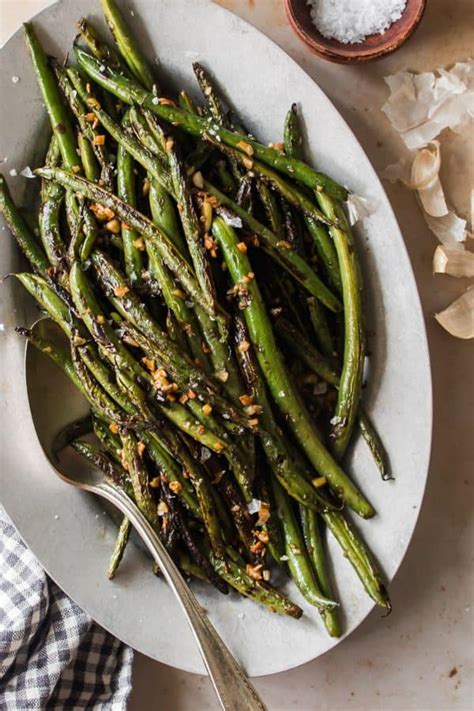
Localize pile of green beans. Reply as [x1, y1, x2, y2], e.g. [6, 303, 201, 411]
[0, 0, 392, 634]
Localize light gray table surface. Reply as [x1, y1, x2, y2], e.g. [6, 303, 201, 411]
[1, 1, 472, 709]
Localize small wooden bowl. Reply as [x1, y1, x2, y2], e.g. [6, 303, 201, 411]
[284, 0, 426, 64]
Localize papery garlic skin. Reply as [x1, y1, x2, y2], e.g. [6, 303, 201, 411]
[433, 246, 474, 277]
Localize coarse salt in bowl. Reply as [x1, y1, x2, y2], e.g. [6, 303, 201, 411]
[284, 0, 427, 63]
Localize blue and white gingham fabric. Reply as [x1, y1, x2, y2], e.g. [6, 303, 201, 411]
[0, 505, 133, 710]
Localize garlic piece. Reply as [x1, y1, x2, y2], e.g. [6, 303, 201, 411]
[435, 288, 474, 339]
[411, 142, 447, 217]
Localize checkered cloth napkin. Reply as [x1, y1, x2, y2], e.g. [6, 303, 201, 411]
[0, 505, 133, 709]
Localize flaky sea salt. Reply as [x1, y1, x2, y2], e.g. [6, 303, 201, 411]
[20, 166, 35, 179]
[307, 0, 407, 45]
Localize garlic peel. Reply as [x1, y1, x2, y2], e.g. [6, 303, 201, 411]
[345, 194, 373, 226]
[433, 246, 474, 277]
[382, 61, 474, 150]
[379, 158, 409, 184]
[424, 212, 467, 247]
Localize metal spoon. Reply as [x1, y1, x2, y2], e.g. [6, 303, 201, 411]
[25, 318, 266, 711]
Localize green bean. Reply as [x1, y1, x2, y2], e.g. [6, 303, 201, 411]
[274, 317, 339, 387]
[57, 65, 113, 188]
[307, 218, 342, 294]
[284, 104, 304, 161]
[129, 106, 167, 161]
[212, 216, 374, 518]
[142, 433, 200, 516]
[357, 412, 391, 481]
[1, 176, 50, 275]
[120, 430, 157, 524]
[115, 319, 254, 501]
[178, 90, 197, 114]
[193, 62, 243, 184]
[37, 167, 213, 317]
[300, 506, 341, 637]
[93, 416, 122, 462]
[71, 342, 130, 426]
[323, 510, 390, 609]
[149, 177, 187, 256]
[283, 103, 342, 292]
[77, 201, 100, 262]
[272, 477, 337, 610]
[67, 69, 171, 194]
[234, 314, 336, 513]
[15, 325, 82, 392]
[75, 48, 347, 199]
[307, 296, 335, 361]
[39, 140, 67, 269]
[148, 184, 210, 368]
[78, 132, 100, 183]
[24, 23, 80, 171]
[212, 555, 303, 618]
[70, 268, 233, 457]
[272, 317, 389, 480]
[167, 140, 225, 338]
[193, 63, 226, 124]
[71, 440, 133, 495]
[14, 274, 71, 336]
[207, 140, 331, 228]
[117, 113, 143, 287]
[88, 249, 247, 426]
[203, 180, 341, 312]
[215, 160, 237, 195]
[257, 180, 284, 238]
[100, 0, 157, 91]
[108, 516, 132, 579]
[262, 486, 286, 566]
[316, 195, 365, 460]
[77, 17, 130, 74]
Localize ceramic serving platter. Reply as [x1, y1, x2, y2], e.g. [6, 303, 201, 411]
[0, 0, 432, 677]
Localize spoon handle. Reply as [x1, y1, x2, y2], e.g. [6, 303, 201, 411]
[100, 482, 266, 711]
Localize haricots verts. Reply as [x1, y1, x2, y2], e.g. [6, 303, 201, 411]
[212, 216, 374, 519]
[5, 7, 392, 628]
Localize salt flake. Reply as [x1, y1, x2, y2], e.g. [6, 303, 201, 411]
[307, 0, 407, 44]
[221, 213, 243, 229]
[247, 498, 262, 515]
[20, 167, 36, 179]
